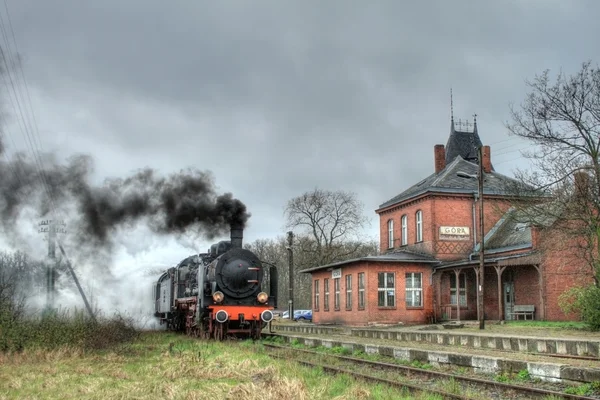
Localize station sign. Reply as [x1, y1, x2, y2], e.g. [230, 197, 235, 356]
[439, 226, 470, 241]
[332, 268, 342, 279]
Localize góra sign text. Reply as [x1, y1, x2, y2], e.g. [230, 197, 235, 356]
[439, 226, 470, 236]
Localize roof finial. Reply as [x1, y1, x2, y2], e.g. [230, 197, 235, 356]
[450, 88, 454, 123]
[473, 113, 477, 124]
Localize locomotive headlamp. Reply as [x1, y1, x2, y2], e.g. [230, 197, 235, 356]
[261, 310, 274, 323]
[257, 292, 268, 303]
[212, 291, 224, 303]
[215, 310, 228, 323]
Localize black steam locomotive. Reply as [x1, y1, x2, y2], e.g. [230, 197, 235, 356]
[153, 224, 277, 340]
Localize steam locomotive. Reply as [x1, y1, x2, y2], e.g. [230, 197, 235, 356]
[153, 223, 278, 340]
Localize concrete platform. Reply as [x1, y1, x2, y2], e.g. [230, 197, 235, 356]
[351, 327, 600, 358]
[272, 323, 600, 357]
[268, 331, 600, 385]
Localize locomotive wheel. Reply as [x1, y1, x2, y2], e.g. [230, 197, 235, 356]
[197, 323, 208, 340]
[214, 323, 224, 341]
[250, 321, 261, 340]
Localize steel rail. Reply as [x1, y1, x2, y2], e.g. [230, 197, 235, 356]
[263, 343, 599, 400]
[267, 352, 473, 400]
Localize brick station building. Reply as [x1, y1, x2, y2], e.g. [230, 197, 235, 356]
[302, 116, 594, 326]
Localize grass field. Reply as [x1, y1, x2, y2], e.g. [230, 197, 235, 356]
[0, 332, 445, 400]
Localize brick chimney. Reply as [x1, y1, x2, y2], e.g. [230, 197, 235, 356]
[482, 145, 492, 173]
[434, 144, 446, 173]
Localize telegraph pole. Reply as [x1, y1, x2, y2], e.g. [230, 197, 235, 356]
[478, 146, 486, 330]
[287, 231, 294, 319]
[38, 219, 66, 311]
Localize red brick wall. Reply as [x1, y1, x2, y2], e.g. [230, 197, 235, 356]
[512, 266, 540, 314]
[378, 195, 510, 260]
[379, 198, 434, 254]
[538, 227, 596, 321]
[310, 261, 434, 326]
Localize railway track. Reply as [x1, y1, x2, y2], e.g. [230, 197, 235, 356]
[262, 343, 600, 400]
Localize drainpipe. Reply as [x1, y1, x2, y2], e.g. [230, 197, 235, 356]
[472, 192, 478, 248]
[366, 262, 370, 327]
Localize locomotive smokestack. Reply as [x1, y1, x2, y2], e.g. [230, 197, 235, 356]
[230, 222, 243, 249]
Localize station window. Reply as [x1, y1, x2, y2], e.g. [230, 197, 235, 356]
[416, 210, 423, 242]
[358, 272, 365, 309]
[345, 274, 352, 310]
[450, 273, 467, 306]
[378, 272, 395, 307]
[324, 278, 329, 311]
[401, 215, 407, 245]
[406, 272, 423, 307]
[334, 278, 340, 311]
[314, 280, 320, 311]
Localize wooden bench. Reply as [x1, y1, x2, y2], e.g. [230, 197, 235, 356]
[510, 305, 535, 320]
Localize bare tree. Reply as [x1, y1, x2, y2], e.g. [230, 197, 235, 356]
[245, 234, 379, 310]
[0, 251, 47, 323]
[506, 60, 600, 288]
[284, 188, 373, 267]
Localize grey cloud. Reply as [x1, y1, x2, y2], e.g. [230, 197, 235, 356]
[3, 0, 600, 249]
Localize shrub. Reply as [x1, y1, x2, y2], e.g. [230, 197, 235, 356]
[0, 303, 140, 353]
[559, 285, 600, 330]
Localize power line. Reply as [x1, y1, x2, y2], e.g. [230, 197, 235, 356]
[0, 6, 61, 218]
[0, 2, 93, 318]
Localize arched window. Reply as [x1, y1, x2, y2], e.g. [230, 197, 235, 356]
[387, 219, 394, 248]
[416, 210, 423, 242]
[401, 215, 407, 245]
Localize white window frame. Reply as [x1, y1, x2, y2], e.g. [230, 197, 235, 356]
[450, 273, 467, 306]
[345, 274, 352, 310]
[334, 278, 340, 310]
[358, 272, 365, 309]
[405, 272, 423, 307]
[416, 210, 423, 242]
[314, 280, 320, 311]
[388, 219, 394, 248]
[324, 278, 329, 311]
[401, 215, 407, 245]
[378, 272, 395, 307]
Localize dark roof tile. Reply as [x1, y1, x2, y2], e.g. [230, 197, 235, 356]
[378, 157, 525, 209]
[300, 249, 439, 273]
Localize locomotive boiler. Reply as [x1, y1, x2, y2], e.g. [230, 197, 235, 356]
[153, 223, 278, 340]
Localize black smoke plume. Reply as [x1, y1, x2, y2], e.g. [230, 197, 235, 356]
[0, 136, 251, 247]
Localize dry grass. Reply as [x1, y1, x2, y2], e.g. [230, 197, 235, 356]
[456, 321, 598, 338]
[0, 332, 426, 400]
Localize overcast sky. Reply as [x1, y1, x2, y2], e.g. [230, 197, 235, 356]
[1, 0, 599, 314]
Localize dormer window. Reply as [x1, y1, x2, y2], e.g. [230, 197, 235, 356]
[387, 219, 394, 249]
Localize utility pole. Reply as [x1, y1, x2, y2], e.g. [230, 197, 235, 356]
[287, 231, 294, 319]
[478, 146, 486, 330]
[57, 242, 96, 322]
[38, 219, 66, 311]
